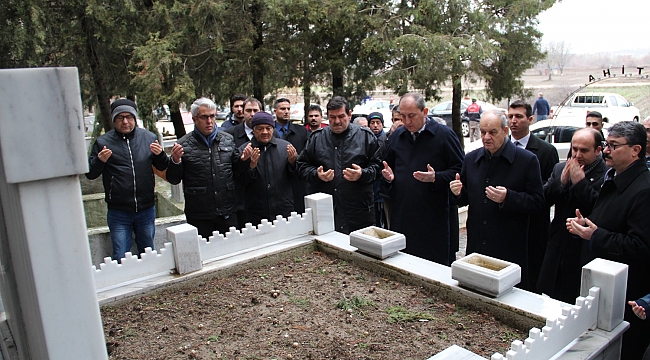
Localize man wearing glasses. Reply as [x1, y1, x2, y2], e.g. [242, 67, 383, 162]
[568, 121, 650, 360]
[87, 99, 169, 262]
[585, 111, 604, 135]
[167, 97, 244, 239]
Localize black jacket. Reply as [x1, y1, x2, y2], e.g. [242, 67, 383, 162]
[297, 124, 381, 234]
[240, 136, 296, 226]
[382, 121, 464, 265]
[225, 123, 252, 212]
[537, 158, 606, 302]
[166, 130, 243, 220]
[456, 140, 544, 290]
[86, 128, 168, 212]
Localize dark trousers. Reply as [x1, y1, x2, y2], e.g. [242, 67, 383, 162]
[374, 202, 386, 229]
[187, 214, 238, 240]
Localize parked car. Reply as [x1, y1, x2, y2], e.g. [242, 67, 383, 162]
[429, 100, 501, 137]
[463, 118, 611, 161]
[216, 108, 230, 120]
[550, 92, 640, 124]
[351, 100, 393, 130]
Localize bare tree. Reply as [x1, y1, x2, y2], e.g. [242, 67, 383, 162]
[545, 41, 573, 76]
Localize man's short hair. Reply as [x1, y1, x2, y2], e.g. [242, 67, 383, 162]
[191, 97, 217, 117]
[230, 94, 247, 108]
[273, 98, 291, 109]
[308, 104, 322, 115]
[400, 93, 426, 111]
[482, 109, 508, 129]
[608, 121, 646, 159]
[243, 97, 263, 110]
[392, 105, 400, 114]
[586, 111, 603, 120]
[574, 128, 604, 151]
[326, 96, 350, 113]
[509, 100, 532, 118]
[354, 117, 367, 125]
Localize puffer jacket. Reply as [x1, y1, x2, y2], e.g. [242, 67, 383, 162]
[86, 127, 168, 212]
[240, 136, 296, 226]
[166, 130, 242, 220]
[297, 124, 381, 233]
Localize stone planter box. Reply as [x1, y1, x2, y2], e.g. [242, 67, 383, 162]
[349, 226, 405, 259]
[451, 253, 521, 297]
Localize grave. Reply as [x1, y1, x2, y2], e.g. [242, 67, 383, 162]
[0, 67, 630, 359]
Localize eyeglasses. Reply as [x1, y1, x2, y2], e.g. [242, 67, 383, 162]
[585, 121, 601, 127]
[115, 114, 135, 122]
[198, 114, 216, 121]
[603, 142, 629, 150]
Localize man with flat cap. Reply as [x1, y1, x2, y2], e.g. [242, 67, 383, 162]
[86, 98, 169, 262]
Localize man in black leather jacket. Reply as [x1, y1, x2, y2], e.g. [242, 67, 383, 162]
[167, 97, 245, 239]
[297, 96, 381, 234]
[86, 99, 168, 261]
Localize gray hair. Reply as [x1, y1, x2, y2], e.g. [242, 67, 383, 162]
[481, 109, 508, 129]
[190, 97, 217, 117]
[399, 93, 426, 111]
[354, 117, 367, 125]
[608, 121, 646, 158]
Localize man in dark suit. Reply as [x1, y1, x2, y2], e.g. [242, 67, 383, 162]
[450, 110, 544, 290]
[508, 100, 559, 292]
[225, 97, 262, 228]
[381, 93, 464, 265]
[568, 121, 650, 360]
[537, 128, 606, 303]
[273, 98, 310, 214]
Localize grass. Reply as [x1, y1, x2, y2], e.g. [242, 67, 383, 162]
[385, 306, 435, 323]
[336, 295, 376, 315]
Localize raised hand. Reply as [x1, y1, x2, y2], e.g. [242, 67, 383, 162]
[98, 146, 112, 163]
[450, 173, 462, 196]
[343, 163, 362, 182]
[150, 140, 163, 155]
[317, 165, 334, 182]
[382, 161, 394, 182]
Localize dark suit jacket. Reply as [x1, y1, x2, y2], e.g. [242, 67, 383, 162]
[537, 158, 606, 303]
[224, 124, 251, 213]
[275, 122, 309, 213]
[456, 140, 544, 290]
[382, 120, 464, 266]
[522, 134, 559, 292]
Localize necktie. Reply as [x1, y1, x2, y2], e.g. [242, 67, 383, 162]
[514, 140, 521, 147]
[412, 132, 419, 141]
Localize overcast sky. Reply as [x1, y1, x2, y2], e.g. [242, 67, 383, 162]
[536, 0, 650, 54]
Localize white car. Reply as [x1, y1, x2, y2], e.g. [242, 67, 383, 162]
[351, 100, 393, 130]
[464, 118, 610, 161]
[551, 92, 640, 124]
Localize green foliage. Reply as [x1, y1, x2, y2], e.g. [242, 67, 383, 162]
[385, 305, 435, 323]
[336, 295, 376, 315]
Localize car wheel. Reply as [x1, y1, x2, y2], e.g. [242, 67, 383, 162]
[462, 121, 470, 137]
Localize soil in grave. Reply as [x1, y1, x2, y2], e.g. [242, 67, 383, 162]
[101, 251, 528, 359]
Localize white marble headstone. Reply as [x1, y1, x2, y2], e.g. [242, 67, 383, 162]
[167, 223, 202, 274]
[304, 193, 334, 235]
[580, 258, 628, 331]
[0, 67, 87, 183]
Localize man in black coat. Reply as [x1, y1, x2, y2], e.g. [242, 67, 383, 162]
[381, 93, 464, 265]
[537, 128, 606, 303]
[239, 112, 297, 226]
[450, 110, 544, 290]
[508, 100, 559, 292]
[225, 97, 262, 229]
[274, 98, 310, 214]
[297, 96, 381, 234]
[568, 121, 650, 360]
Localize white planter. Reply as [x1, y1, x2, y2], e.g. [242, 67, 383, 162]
[349, 226, 406, 259]
[451, 253, 521, 297]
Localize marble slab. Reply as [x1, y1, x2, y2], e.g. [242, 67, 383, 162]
[427, 345, 486, 359]
[304, 193, 334, 235]
[349, 226, 405, 259]
[167, 224, 202, 274]
[451, 253, 521, 297]
[580, 258, 628, 331]
[0, 68, 87, 183]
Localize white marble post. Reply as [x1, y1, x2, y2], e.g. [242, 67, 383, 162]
[167, 224, 202, 274]
[0, 68, 107, 359]
[304, 193, 334, 235]
[581, 258, 628, 331]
